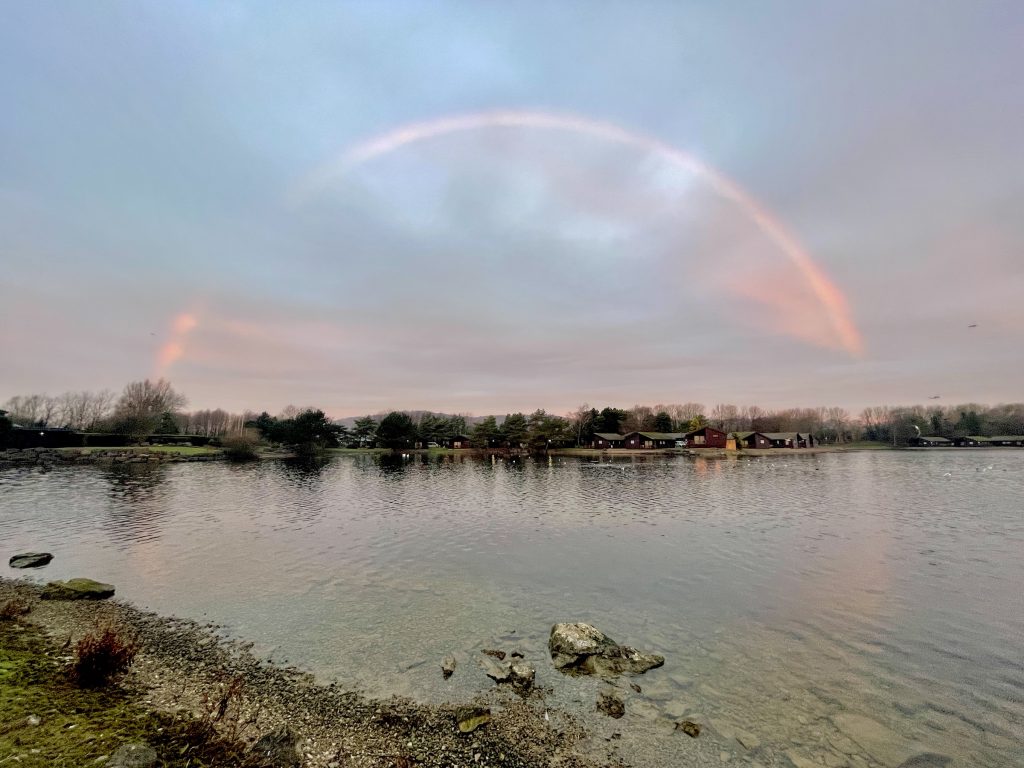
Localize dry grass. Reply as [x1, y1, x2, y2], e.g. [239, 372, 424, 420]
[71, 625, 139, 688]
[0, 598, 31, 621]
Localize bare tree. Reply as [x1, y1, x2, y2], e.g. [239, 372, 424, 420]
[3, 394, 60, 426]
[56, 390, 115, 430]
[710, 404, 741, 432]
[112, 379, 187, 440]
[622, 405, 655, 433]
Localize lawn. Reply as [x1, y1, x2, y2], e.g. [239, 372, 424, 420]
[57, 446, 221, 456]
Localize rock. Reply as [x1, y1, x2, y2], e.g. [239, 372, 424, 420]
[597, 689, 625, 719]
[478, 654, 511, 683]
[40, 578, 115, 600]
[735, 728, 761, 751]
[26, 715, 41, 727]
[9, 552, 53, 569]
[509, 661, 535, 692]
[896, 755, 952, 768]
[662, 700, 690, 720]
[548, 622, 664, 676]
[109, 743, 158, 768]
[629, 682, 642, 693]
[456, 706, 491, 733]
[482, 648, 507, 660]
[677, 720, 702, 738]
[250, 726, 303, 767]
[630, 700, 663, 720]
[785, 750, 822, 768]
[832, 714, 919, 767]
[441, 655, 456, 679]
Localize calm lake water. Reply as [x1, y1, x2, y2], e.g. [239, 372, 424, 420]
[2, 451, 1022, 767]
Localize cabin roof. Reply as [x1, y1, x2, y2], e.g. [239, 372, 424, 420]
[594, 433, 625, 441]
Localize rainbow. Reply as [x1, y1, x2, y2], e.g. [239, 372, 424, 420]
[154, 312, 198, 377]
[297, 109, 864, 357]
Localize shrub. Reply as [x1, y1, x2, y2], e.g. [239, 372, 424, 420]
[71, 625, 139, 687]
[0, 598, 30, 620]
[221, 431, 260, 462]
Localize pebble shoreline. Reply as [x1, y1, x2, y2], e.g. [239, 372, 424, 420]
[0, 578, 621, 768]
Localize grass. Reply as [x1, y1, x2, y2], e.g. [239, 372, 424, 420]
[0, 619, 268, 767]
[57, 445, 221, 456]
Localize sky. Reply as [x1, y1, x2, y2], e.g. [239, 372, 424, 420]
[1, 1, 1022, 417]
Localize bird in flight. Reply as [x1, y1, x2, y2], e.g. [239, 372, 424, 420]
[928, 395, 941, 399]
[968, 323, 978, 328]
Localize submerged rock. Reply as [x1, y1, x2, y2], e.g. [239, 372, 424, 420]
[896, 755, 952, 768]
[597, 688, 625, 719]
[832, 713, 920, 767]
[40, 578, 115, 600]
[441, 655, 457, 679]
[478, 654, 512, 683]
[677, 720, 702, 738]
[482, 648, 507, 660]
[548, 622, 664, 676]
[456, 706, 491, 733]
[109, 743, 158, 768]
[250, 725, 303, 767]
[9, 552, 53, 569]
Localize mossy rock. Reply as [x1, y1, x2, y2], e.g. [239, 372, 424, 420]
[455, 706, 491, 733]
[41, 578, 115, 601]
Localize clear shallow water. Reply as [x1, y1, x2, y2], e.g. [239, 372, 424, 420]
[2, 451, 1022, 766]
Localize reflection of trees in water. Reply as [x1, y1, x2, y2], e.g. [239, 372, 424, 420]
[280, 456, 331, 487]
[101, 463, 170, 545]
[376, 453, 412, 476]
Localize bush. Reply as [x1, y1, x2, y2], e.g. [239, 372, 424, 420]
[0, 598, 30, 620]
[71, 625, 139, 687]
[221, 431, 260, 462]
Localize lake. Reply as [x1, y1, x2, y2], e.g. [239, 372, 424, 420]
[2, 451, 1022, 767]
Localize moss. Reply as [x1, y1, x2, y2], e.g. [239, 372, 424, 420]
[0, 621, 267, 767]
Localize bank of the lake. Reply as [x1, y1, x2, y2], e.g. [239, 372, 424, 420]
[0, 578, 629, 768]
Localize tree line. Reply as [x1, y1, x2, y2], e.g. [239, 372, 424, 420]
[4, 382, 1023, 451]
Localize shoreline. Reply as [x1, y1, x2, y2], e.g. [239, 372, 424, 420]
[0, 578, 621, 768]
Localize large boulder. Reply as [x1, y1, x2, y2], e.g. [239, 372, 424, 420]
[40, 578, 115, 601]
[548, 622, 664, 676]
[9, 552, 53, 569]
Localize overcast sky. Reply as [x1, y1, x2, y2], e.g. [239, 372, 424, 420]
[2, 1, 1021, 417]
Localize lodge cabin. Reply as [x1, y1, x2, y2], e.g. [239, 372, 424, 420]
[684, 426, 728, 448]
[983, 435, 1024, 446]
[446, 434, 473, 449]
[731, 431, 773, 449]
[761, 432, 815, 448]
[620, 431, 686, 449]
[592, 432, 626, 449]
[952, 436, 983, 447]
[967, 435, 1024, 447]
[914, 436, 952, 447]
